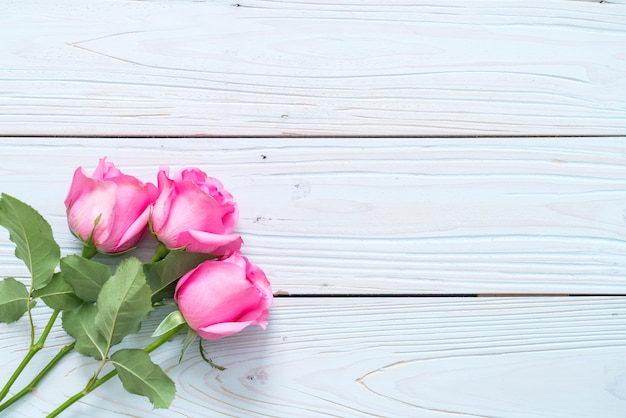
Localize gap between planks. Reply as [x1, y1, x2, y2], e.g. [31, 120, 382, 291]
[275, 293, 626, 297]
[2, 134, 625, 139]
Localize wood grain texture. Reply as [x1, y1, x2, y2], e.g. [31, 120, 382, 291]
[3, 0, 626, 136]
[1, 137, 625, 294]
[1, 297, 625, 417]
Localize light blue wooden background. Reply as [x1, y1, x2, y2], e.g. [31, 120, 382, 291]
[1, 1, 626, 416]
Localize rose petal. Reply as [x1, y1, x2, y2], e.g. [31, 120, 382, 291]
[93, 157, 123, 180]
[65, 159, 155, 254]
[177, 231, 243, 256]
[175, 256, 272, 340]
[196, 321, 256, 340]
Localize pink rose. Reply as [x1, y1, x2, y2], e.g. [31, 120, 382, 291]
[150, 167, 242, 256]
[64, 158, 158, 254]
[174, 254, 272, 340]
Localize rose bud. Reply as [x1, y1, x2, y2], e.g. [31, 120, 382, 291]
[175, 254, 272, 340]
[150, 167, 242, 256]
[64, 158, 158, 255]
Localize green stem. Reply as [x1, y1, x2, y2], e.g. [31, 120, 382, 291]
[0, 342, 75, 412]
[46, 324, 186, 418]
[0, 310, 60, 402]
[199, 339, 225, 371]
[149, 242, 170, 263]
[81, 245, 98, 260]
[27, 299, 35, 346]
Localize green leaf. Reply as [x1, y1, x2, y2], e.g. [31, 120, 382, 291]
[0, 277, 29, 323]
[60, 255, 112, 302]
[152, 310, 187, 337]
[144, 251, 214, 302]
[0, 194, 60, 290]
[180, 328, 197, 362]
[62, 303, 107, 360]
[110, 349, 175, 409]
[32, 272, 82, 311]
[95, 258, 152, 351]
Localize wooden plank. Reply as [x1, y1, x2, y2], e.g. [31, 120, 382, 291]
[2, 297, 626, 417]
[1, 137, 625, 294]
[2, 0, 626, 136]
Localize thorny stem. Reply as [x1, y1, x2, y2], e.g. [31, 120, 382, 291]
[0, 310, 60, 402]
[0, 342, 75, 412]
[46, 324, 186, 418]
[0, 247, 96, 405]
[199, 339, 225, 371]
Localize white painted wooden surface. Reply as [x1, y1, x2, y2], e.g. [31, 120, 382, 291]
[1, 140, 625, 417]
[2, 0, 626, 416]
[2, 0, 626, 136]
[3, 298, 626, 417]
[1, 138, 625, 295]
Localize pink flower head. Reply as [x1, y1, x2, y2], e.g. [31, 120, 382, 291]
[64, 158, 158, 254]
[150, 167, 242, 257]
[175, 254, 272, 340]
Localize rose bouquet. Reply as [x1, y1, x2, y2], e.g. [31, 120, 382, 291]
[0, 159, 272, 416]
